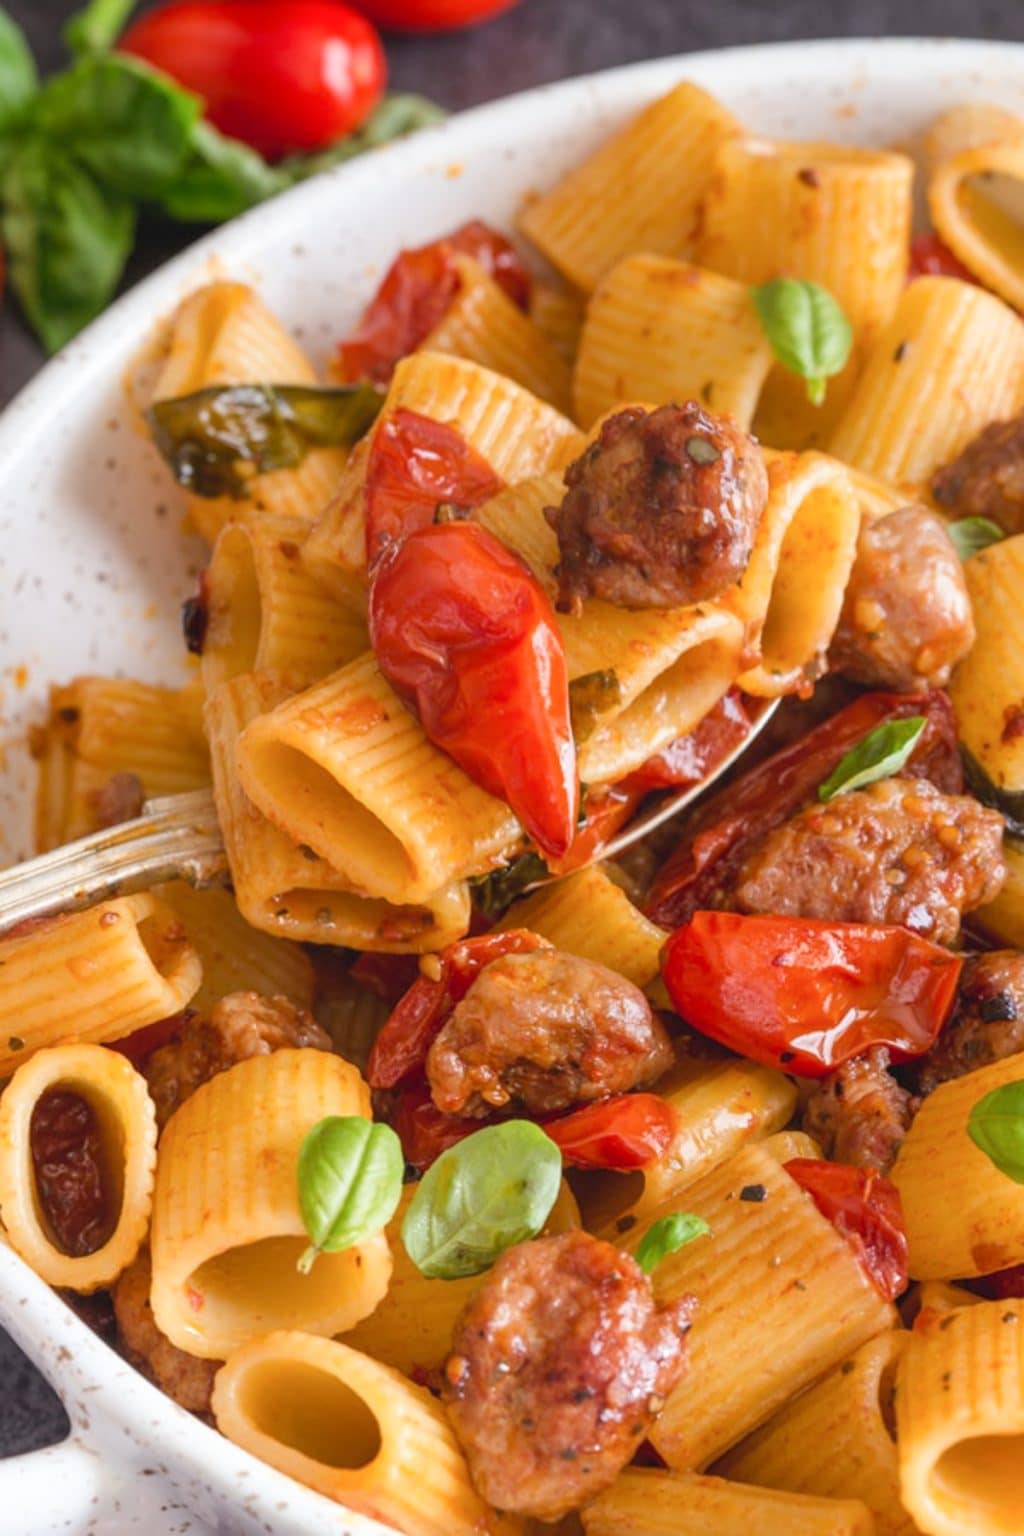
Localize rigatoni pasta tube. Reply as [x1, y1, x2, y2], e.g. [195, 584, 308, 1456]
[150, 1049, 390, 1358]
[897, 1301, 1024, 1536]
[618, 1142, 894, 1469]
[581, 1468, 875, 1536]
[0, 1043, 157, 1292]
[972, 837, 1024, 950]
[498, 864, 667, 988]
[890, 1051, 1024, 1280]
[717, 1331, 913, 1536]
[0, 894, 201, 1077]
[929, 139, 1024, 312]
[519, 82, 739, 292]
[949, 535, 1024, 795]
[212, 1332, 510, 1536]
[155, 882, 315, 1013]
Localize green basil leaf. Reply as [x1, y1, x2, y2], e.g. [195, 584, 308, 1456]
[635, 1212, 710, 1274]
[402, 1120, 562, 1280]
[34, 56, 199, 198]
[818, 716, 926, 802]
[470, 851, 550, 920]
[146, 382, 384, 498]
[947, 517, 1005, 562]
[0, 10, 37, 133]
[63, 0, 138, 56]
[297, 1116, 404, 1274]
[158, 120, 287, 224]
[2, 136, 134, 352]
[967, 1081, 1024, 1184]
[751, 278, 854, 406]
[962, 752, 1024, 841]
[569, 668, 622, 745]
[280, 94, 446, 182]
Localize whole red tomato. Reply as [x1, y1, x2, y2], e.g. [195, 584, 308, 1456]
[351, 0, 521, 31]
[120, 1, 386, 161]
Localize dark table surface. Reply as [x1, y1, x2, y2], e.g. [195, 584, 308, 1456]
[2, 0, 1023, 1476]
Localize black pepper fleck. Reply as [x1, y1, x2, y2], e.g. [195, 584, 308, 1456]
[739, 1184, 768, 1203]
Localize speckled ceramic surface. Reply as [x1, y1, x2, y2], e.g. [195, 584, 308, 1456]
[0, 37, 1022, 1535]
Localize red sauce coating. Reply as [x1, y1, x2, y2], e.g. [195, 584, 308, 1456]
[29, 1089, 116, 1258]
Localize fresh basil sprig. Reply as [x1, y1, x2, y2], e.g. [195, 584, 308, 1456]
[635, 1212, 710, 1275]
[947, 517, 1004, 562]
[147, 382, 383, 498]
[470, 851, 550, 920]
[967, 1081, 1024, 1184]
[818, 716, 926, 802]
[297, 1115, 404, 1275]
[752, 278, 853, 406]
[402, 1120, 562, 1280]
[0, 11, 37, 131]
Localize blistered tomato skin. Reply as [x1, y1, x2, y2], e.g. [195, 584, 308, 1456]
[784, 1157, 909, 1302]
[29, 1089, 115, 1258]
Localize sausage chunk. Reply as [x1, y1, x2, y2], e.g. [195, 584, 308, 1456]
[545, 402, 768, 613]
[442, 1230, 693, 1520]
[917, 951, 1024, 1095]
[143, 991, 330, 1128]
[829, 506, 974, 691]
[802, 1047, 918, 1172]
[733, 777, 1005, 945]
[931, 412, 1024, 534]
[113, 1250, 219, 1413]
[426, 948, 674, 1117]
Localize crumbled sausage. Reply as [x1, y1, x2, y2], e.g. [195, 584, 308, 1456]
[113, 1250, 219, 1414]
[143, 991, 331, 1128]
[426, 949, 674, 1117]
[829, 506, 975, 691]
[802, 1047, 918, 1172]
[545, 402, 768, 613]
[931, 413, 1024, 533]
[733, 777, 1005, 945]
[442, 1230, 693, 1520]
[917, 951, 1024, 1095]
[88, 771, 145, 830]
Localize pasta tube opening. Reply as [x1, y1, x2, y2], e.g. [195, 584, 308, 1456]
[230, 1357, 383, 1469]
[191, 1235, 378, 1350]
[932, 1435, 1023, 1522]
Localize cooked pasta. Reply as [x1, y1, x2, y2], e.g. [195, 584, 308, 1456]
[581, 1468, 875, 1536]
[497, 864, 667, 988]
[154, 881, 316, 1013]
[949, 535, 1024, 794]
[929, 139, 1024, 313]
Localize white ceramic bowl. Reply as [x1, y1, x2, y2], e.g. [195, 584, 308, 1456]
[1, 36, 1023, 1536]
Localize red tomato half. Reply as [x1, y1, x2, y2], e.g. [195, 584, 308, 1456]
[351, 0, 521, 32]
[785, 1158, 909, 1301]
[908, 232, 978, 284]
[543, 1095, 678, 1171]
[662, 911, 961, 1077]
[120, 1, 386, 161]
[391, 1079, 483, 1170]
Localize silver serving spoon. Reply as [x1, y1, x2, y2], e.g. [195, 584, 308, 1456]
[0, 700, 778, 936]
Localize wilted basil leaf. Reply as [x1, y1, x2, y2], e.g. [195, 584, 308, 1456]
[0, 11, 37, 133]
[635, 1212, 710, 1274]
[281, 94, 447, 182]
[402, 1120, 562, 1280]
[818, 716, 926, 802]
[297, 1116, 404, 1274]
[967, 1081, 1024, 1184]
[147, 382, 383, 498]
[157, 120, 288, 223]
[947, 517, 1004, 562]
[962, 750, 1024, 840]
[63, 0, 138, 57]
[752, 278, 853, 406]
[569, 668, 622, 744]
[471, 851, 550, 920]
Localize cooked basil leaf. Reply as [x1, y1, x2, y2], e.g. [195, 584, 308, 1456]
[961, 751, 1024, 840]
[146, 383, 383, 498]
[967, 1081, 1024, 1184]
[158, 120, 288, 223]
[947, 517, 1005, 562]
[569, 668, 622, 744]
[281, 94, 446, 182]
[63, 0, 138, 57]
[751, 278, 853, 406]
[0, 10, 37, 133]
[635, 1212, 710, 1274]
[818, 716, 926, 802]
[297, 1116, 404, 1275]
[402, 1120, 561, 1280]
[471, 851, 550, 920]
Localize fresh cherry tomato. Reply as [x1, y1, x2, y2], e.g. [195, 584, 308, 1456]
[662, 912, 962, 1078]
[370, 519, 579, 858]
[363, 408, 504, 567]
[350, 0, 521, 32]
[391, 1078, 483, 1169]
[339, 221, 531, 384]
[120, 1, 386, 161]
[367, 929, 547, 1089]
[785, 1158, 909, 1302]
[542, 1094, 678, 1171]
[908, 232, 978, 284]
[645, 689, 961, 930]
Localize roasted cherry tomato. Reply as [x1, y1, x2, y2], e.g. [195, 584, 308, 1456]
[645, 690, 961, 929]
[120, 1, 386, 161]
[391, 1078, 482, 1170]
[29, 1090, 116, 1258]
[662, 912, 962, 1078]
[908, 232, 978, 284]
[367, 929, 547, 1089]
[785, 1158, 909, 1302]
[349, 951, 422, 1006]
[542, 1094, 678, 1171]
[339, 221, 530, 384]
[363, 408, 504, 567]
[370, 519, 579, 858]
[350, 0, 521, 32]
[622, 689, 756, 796]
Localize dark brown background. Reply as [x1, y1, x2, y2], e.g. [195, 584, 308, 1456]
[1, 0, 1022, 1464]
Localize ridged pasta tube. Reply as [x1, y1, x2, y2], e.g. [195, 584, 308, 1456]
[581, 1467, 875, 1536]
[498, 864, 667, 988]
[949, 535, 1024, 795]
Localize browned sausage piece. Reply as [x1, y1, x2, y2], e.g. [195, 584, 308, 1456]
[733, 777, 1005, 946]
[113, 1249, 219, 1413]
[545, 402, 768, 613]
[829, 505, 974, 691]
[426, 948, 674, 1117]
[143, 991, 331, 1129]
[802, 1047, 918, 1173]
[931, 412, 1024, 533]
[442, 1230, 693, 1521]
[917, 950, 1024, 1095]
